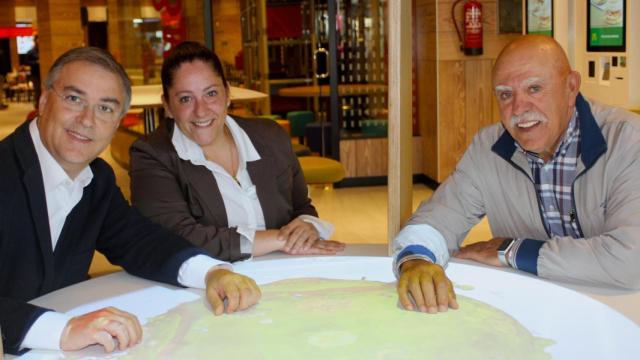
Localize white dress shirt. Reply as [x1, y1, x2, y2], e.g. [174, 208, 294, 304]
[172, 115, 334, 255]
[21, 119, 227, 351]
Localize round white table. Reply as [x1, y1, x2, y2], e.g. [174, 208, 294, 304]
[15, 244, 640, 359]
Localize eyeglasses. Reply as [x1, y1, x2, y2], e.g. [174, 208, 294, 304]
[51, 87, 121, 123]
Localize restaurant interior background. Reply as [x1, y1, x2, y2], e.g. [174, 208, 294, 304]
[0, 1, 639, 263]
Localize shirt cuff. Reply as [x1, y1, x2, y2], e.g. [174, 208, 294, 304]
[178, 254, 232, 289]
[236, 226, 257, 255]
[510, 238, 544, 275]
[297, 215, 335, 240]
[20, 311, 72, 351]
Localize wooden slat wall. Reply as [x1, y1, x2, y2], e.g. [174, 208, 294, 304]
[212, 1, 243, 70]
[339, 137, 423, 178]
[414, 0, 520, 182]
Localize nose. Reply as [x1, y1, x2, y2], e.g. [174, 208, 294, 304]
[193, 98, 210, 118]
[76, 104, 96, 127]
[511, 92, 531, 116]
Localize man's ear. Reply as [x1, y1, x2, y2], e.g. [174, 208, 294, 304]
[567, 70, 581, 97]
[38, 89, 48, 110]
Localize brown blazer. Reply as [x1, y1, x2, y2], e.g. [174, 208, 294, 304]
[129, 117, 318, 262]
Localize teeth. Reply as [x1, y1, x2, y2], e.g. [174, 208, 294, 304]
[68, 130, 90, 141]
[517, 120, 539, 129]
[193, 119, 213, 127]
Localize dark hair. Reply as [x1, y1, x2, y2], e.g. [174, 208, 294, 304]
[45, 47, 131, 116]
[161, 41, 229, 100]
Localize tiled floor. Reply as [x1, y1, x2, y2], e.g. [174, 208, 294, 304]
[0, 102, 492, 246]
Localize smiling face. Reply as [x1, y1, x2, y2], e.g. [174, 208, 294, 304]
[37, 60, 124, 178]
[163, 60, 230, 148]
[493, 36, 581, 157]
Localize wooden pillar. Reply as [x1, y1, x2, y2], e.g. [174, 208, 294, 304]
[106, 0, 122, 62]
[183, 0, 205, 43]
[387, 0, 413, 253]
[255, 0, 270, 114]
[36, 0, 83, 81]
[0, 0, 20, 72]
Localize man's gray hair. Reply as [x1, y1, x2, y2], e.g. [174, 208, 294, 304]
[44, 47, 132, 116]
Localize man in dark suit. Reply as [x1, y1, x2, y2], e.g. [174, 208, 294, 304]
[0, 47, 261, 355]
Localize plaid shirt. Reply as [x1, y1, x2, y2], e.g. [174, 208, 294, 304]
[510, 111, 584, 268]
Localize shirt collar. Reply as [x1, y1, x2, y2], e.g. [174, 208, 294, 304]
[28, 119, 93, 193]
[172, 115, 261, 166]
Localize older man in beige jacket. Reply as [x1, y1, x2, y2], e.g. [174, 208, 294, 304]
[394, 35, 640, 314]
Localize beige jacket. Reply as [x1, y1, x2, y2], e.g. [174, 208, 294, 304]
[404, 94, 640, 289]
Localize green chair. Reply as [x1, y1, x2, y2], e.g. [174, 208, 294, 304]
[287, 111, 315, 144]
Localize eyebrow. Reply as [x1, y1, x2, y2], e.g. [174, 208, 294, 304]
[62, 85, 121, 106]
[494, 85, 512, 92]
[522, 77, 544, 87]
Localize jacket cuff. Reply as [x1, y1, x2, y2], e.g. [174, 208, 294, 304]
[512, 238, 545, 275]
[393, 245, 436, 278]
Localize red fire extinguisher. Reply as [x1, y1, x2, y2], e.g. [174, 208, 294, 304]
[452, 0, 483, 56]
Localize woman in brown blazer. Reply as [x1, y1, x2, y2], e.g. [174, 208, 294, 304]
[129, 42, 344, 262]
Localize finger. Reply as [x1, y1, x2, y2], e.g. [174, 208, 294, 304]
[237, 284, 258, 311]
[206, 286, 225, 315]
[447, 278, 459, 310]
[279, 223, 295, 238]
[106, 308, 142, 345]
[409, 277, 427, 312]
[397, 276, 415, 311]
[419, 277, 438, 313]
[224, 285, 241, 313]
[433, 273, 451, 312]
[103, 321, 130, 351]
[93, 330, 117, 353]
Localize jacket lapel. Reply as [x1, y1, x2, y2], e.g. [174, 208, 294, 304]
[246, 156, 279, 229]
[14, 121, 56, 290]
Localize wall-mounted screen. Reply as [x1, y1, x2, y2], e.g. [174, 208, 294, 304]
[526, 0, 553, 37]
[587, 0, 626, 52]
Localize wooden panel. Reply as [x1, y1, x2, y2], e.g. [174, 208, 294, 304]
[37, 0, 84, 81]
[465, 59, 495, 145]
[183, 0, 204, 43]
[355, 138, 388, 177]
[412, 136, 423, 174]
[339, 139, 358, 178]
[418, 59, 438, 180]
[438, 60, 466, 182]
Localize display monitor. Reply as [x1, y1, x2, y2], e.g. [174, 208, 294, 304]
[526, 0, 553, 37]
[16, 23, 34, 55]
[587, 0, 626, 52]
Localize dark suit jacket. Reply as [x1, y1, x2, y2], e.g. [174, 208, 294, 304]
[0, 121, 206, 354]
[130, 117, 317, 262]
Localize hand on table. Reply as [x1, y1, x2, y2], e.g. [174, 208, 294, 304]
[452, 237, 508, 267]
[397, 259, 458, 313]
[282, 239, 346, 255]
[279, 218, 320, 253]
[205, 268, 261, 315]
[60, 307, 142, 352]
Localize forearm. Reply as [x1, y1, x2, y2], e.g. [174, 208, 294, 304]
[252, 230, 286, 256]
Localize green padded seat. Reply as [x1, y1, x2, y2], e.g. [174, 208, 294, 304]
[255, 114, 280, 121]
[287, 110, 315, 144]
[298, 156, 345, 184]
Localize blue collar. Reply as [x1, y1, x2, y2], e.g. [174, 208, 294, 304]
[491, 93, 607, 169]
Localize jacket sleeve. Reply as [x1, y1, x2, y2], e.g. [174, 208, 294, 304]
[129, 140, 248, 262]
[281, 129, 318, 219]
[94, 161, 205, 284]
[536, 124, 640, 289]
[0, 298, 49, 355]
[404, 133, 488, 255]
